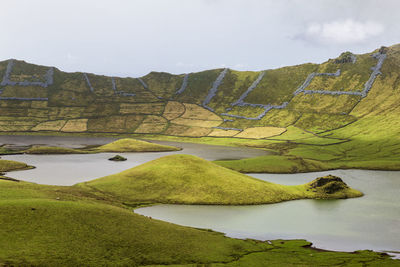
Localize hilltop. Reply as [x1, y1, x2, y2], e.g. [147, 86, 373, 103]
[78, 154, 362, 205]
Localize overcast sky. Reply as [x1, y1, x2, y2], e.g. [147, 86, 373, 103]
[1, 0, 399, 77]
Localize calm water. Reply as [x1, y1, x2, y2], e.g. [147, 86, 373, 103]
[1, 136, 269, 185]
[136, 170, 400, 254]
[1, 136, 399, 255]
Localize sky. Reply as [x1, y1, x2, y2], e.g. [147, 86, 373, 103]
[1, 0, 399, 77]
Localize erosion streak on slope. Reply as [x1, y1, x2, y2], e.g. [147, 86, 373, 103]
[137, 78, 148, 89]
[111, 77, 116, 91]
[83, 73, 94, 93]
[223, 51, 386, 121]
[138, 77, 163, 100]
[111, 77, 136, 97]
[220, 70, 288, 120]
[221, 102, 289, 120]
[232, 71, 266, 106]
[0, 59, 54, 88]
[202, 68, 228, 112]
[175, 74, 189, 95]
[295, 52, 386, 97]
[294, 70, 341, 96]
[361, 52, 387, 97]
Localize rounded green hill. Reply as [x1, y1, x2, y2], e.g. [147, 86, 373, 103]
[79, 154, 362, 205]
[93, 138, 181, 152]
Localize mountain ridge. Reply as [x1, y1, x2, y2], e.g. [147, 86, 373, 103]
[0, 44, 399, 140]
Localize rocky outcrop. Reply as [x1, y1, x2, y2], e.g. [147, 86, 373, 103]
[334, 52, 357, 64]
[108, 155, 127, 161]
[308, 175, 349, 194]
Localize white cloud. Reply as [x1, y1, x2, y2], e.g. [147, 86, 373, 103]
[300, 19, 384, 44]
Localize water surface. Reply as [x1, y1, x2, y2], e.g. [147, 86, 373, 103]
[136, 170, 400, 254]
[1, 136, 399, 255]
[1, 136, 269, 185]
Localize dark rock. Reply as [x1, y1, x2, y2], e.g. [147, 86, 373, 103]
[309, 175, 349, 194]
[108, 155, 127, 161]
[379, 46, 388, 54]
[334, 52, 357, 64]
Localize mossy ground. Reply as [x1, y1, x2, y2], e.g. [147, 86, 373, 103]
[0, 176, 396, 266]
[79, 154, 362, 206]
[0, 138, 181, 155]
[0, 159, 32, 172]
[94, 138, 181, 152]
[1, 45, 400, 265]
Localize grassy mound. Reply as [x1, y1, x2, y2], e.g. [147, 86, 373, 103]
[94, 138, 181, 152]
[0, 180, 263, 266]
[0, 159, 32, 172]
[24, 145, 88, 154]
[0, 163, 394, 266]
[79, 155, 362, 205]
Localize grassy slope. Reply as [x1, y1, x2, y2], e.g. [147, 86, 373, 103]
[0, 159, 32, 172]
[1, 138, 181, 155]
[24, 145, 90, 154]
[0, 180, 265, 266]
[1, 45, 400, 164]
[0, 169, 396, 266]
[94, 138, 181, 152]
[79, 154, 362, 205]
[216, 45, 400, 173]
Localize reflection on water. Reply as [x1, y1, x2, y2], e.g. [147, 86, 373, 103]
[136, 170, 400, 253]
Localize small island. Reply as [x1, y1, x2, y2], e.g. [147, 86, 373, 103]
[78, 154, 362, 206]
[1, 138, 181, 155]
[108, 155, 127, 161]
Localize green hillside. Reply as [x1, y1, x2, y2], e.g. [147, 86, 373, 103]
[1, 44, 400, 171]
[0, 177, 395, 266]
[78, 154, 362, 205]
[94, 138, 181, 152]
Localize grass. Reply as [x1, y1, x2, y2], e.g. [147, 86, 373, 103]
[0, 155, 397, 266]
[0, 180, 265, 266]
[1, 138, 181, 155]
[235, 126, 286, 139]
[1, 185, 395, 267]
[0, 159, 32, 172]
[24, 145, 89, 154]
[78, 154, 362, 205]
[94, 138, 181, 152]
[215, 154, 336, 173]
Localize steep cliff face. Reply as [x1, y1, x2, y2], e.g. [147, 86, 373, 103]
[0, 44, 399, 140]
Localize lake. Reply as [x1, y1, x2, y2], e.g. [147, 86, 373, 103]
[1, 135, 399, 256]
[136, 170, 400, 255]
[1, 135, 269, 185]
